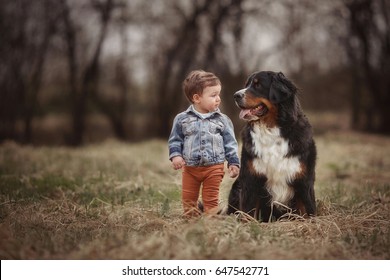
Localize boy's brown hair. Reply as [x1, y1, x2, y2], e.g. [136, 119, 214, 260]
[183, 70, 221, 103]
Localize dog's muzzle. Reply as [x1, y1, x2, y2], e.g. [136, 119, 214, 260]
[233, 89, 245, 102]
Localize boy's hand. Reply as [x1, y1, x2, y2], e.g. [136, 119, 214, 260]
[172, 156, 186, 170]
[228, 165, 240, 178]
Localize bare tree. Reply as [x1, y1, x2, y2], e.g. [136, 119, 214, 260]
[91, 2, 132, 140]
[343, 0, 390, 134]
[0, 0, 58, 143]
[59, 0, 118, 145]
[149, 0, 247, 138]
[150, 1, 211, 138]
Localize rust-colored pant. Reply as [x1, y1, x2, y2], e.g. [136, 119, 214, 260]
[182, 164, 225, 217]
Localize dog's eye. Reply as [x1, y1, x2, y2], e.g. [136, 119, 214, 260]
[253, 79, 260, 88]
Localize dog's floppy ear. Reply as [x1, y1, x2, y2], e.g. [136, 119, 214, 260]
[269, 72, 296, 103]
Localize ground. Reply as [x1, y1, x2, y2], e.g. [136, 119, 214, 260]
[0, 120, 389, 259]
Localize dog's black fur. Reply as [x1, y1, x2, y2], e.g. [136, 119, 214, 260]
[227, 71, 316, 222]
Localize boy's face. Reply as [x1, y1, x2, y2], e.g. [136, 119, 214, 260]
[193, 84, 221, 113]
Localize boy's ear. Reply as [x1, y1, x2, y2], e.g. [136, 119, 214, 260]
[192, 94, 201, 103]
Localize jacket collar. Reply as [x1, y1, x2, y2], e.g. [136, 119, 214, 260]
[186, 105, 222, 119]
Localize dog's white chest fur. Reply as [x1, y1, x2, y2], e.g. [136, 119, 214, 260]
[251, 123, 301, 206]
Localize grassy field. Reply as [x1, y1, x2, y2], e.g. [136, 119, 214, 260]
[0, 128, 389, 259]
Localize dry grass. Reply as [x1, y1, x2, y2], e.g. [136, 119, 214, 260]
[0, 130, 389, 260]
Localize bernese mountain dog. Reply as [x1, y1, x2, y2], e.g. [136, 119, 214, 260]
[227, 71, 316, 222]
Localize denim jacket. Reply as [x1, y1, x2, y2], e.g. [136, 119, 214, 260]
[168, 105, 240, 167]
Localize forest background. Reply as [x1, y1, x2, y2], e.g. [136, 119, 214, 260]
[1, 0, 389, 145]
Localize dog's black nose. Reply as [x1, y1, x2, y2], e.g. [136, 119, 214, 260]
[234, 89, 245, 100]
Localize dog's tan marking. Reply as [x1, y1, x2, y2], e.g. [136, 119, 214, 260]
[296, 162, 307, 179]
[248, 159, 259, 175]
[243, 94, 278, 127]
[295, 198, 307, 216]
[257, 98, 278, 128]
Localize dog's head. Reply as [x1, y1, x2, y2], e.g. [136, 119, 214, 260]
[234, 71, 297, 124]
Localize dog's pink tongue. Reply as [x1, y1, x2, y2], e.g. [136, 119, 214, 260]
[239, 109, 251, 120]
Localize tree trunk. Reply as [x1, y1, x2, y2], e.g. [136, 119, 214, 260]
[61, 0, 114, 145]
[346, 0, 390, 135]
